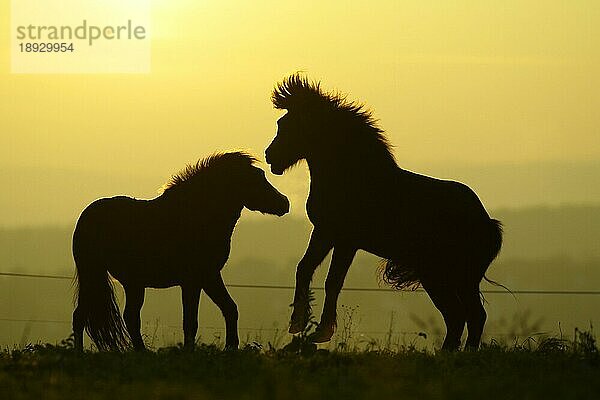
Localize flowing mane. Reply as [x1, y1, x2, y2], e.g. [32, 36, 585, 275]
[272, 74, 396, 166]
[162, 151, 258, 193]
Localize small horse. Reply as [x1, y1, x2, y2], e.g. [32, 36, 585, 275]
[265, 75, 503, 350]
[72, 152, 289, 351]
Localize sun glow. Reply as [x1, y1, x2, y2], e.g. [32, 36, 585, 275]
[0, 0, 599, 222]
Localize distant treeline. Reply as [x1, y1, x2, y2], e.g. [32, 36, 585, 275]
[0, 204, 598, 277]
[1, 205, 599, 347]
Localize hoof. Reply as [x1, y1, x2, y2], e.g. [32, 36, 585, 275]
[133, 342, 147, 352]
[289, 321, 306, 334]
[224, 342, 239, 351]
[440, 342, 461, 352]
[309, 324, 335, 343]
[289, 314, 309, 334]
[183, 343, 196, 352]
[464, 344, 480, 352]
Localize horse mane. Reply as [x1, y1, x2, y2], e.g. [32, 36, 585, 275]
[272, 74, 396, 166]
[162, 151, 258, 193]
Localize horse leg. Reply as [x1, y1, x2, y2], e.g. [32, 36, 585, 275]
[72, 304, 85, 351]
[123, 285, 146, 351]
[204, 273, 239, 350]
[459, 284, 487, 350]
[423, 281, 466, 351]
[311, 247, 356, 343]
[290, 229, 333, 334]
[181, 284, 201, 350]
[181, 285, 202, 349]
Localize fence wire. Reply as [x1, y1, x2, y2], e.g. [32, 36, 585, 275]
[1, 270, 599, 334]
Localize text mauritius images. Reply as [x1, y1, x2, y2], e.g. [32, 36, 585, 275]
[15, 20, 147, 46]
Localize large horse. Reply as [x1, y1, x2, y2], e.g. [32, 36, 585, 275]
[72, 152, 289, 351]
[265, 75, 503, 350]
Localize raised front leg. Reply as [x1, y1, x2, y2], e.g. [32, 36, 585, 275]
[310, 246, 356, 343]
[181, 285, 201, 350]
[290, 229, 333, 334]
[123, 285, 146, 351]
[204, 273, 239, 350]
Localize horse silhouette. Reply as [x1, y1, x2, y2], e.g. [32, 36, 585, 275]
[265, 75, 502, 350]
[72, 152, 289, 351]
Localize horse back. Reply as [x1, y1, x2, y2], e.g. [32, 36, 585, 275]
[396, 169, 490, 219]
[74, 196, 153, 256]
[306, 166, 494, 255]
[73, 195, 235, 286]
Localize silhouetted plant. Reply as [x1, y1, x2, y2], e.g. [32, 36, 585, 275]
[574, 325, 598, 357]
[409, 312, 444, 343]
[536, 336, 569, 353]
[335, 304, 360, 351]
[242, 341, 262, 353]
[283, 289, 318, 355]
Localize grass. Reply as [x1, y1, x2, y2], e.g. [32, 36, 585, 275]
[1, 330, 599, 400]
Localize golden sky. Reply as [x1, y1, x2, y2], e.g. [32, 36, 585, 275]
[1, 0, 599, 223]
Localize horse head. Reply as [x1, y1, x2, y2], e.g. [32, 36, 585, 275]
[265, 111, 317, 175]
[162, 152, 289, 216]
[265, 73, 390, 175]
[241, 164, 290, 216]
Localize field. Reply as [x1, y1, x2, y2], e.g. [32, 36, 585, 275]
[1, 208, 600, 399]
[1, 332, 599, 400]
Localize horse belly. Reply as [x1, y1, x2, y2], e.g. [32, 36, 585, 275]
[103, 224, 197, 287]
[361, 220, 490, 275]
[107, 251, 186, 289]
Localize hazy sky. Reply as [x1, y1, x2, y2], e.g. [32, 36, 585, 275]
[1, 1, 599, 224]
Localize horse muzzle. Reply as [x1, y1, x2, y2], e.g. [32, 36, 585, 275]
[270, 164, 285, 175]
[265, 147, 285, 175]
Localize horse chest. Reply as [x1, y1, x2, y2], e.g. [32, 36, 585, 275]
[307, 188, 373, 227]
[306, 194, 341, 228]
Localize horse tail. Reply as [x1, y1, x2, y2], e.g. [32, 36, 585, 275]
[380, 219, 505, 292]
[74, 260, 130, 351]
[73, 216, 130, 351]
[486, 219, 503, 264]
[379, 259, 421, 291]
[481, 219, 513, 296]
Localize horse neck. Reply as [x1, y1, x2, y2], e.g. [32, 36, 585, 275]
[307, 146, 397, 184]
